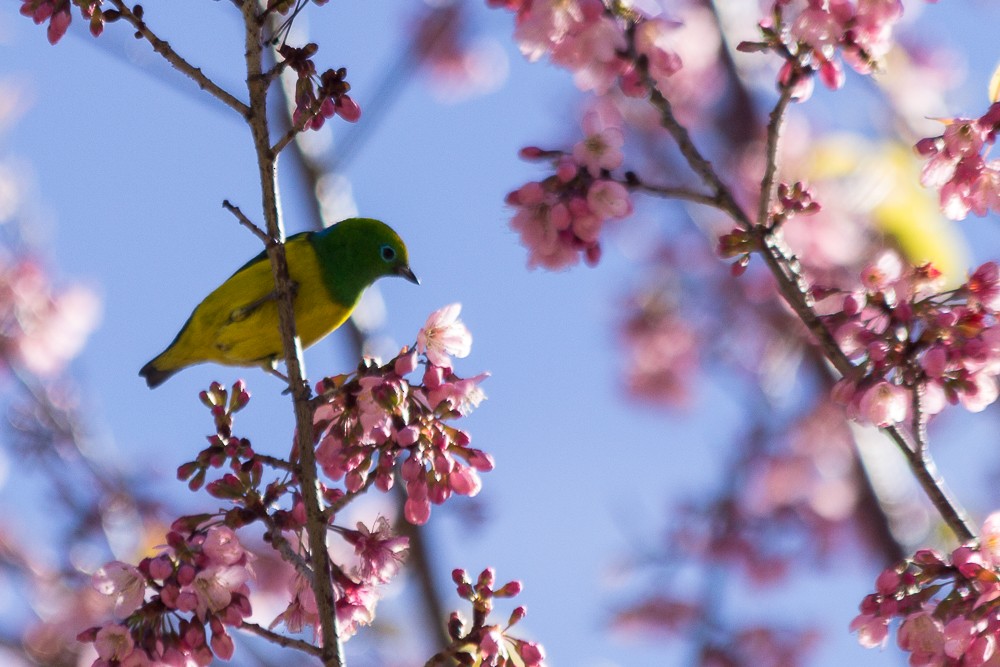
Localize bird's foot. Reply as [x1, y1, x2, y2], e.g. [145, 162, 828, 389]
[229, 282, 299, 323]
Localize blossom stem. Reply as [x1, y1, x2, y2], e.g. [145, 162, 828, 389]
[271, 101, 320, 155]
[222, 200, 274, 246]
[240, 621, 322, 656]
[240, 1, 344, 664]
[755, 200, 977, 544]
[264, 522, 315, 582]
[629, 25, 752, 230]
[756, 85, 794, 227]
[624, 178, 726, 210]
[105, 0, 249, 118]
[253, 452, 296, 472]
[325, 473, 377, 519]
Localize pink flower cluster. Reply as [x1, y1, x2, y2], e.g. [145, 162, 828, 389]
[278, 44, 361, 131]
[508, 109, 633, 269]
[445, 567, 546, 666]
[0, 257, 100, 377]
[21, 0, 114, 43]
[612, 596, 816, 667]
[79, 525, 253, 666]
[176, 380, 258, 500]
[314, 304, 493, 525]
[851, 512, 1000, 665]
[916, 102, 1000, 220]
[821, 256, 1000, 426]
[740, 0, 904, 99]
[270, 516, 408, 640]
[20, 0, 72, 44]
[488, 0, 682, 95]
[620, 288, 700, 406]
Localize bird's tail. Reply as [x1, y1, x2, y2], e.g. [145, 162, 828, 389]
[139, 358, 180, 389]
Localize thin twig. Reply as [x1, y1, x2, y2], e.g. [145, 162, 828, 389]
[263, 59, 290, 85]
[626, 179, 724, 209]
[325, 472, 377, 519]
[264, 523, 314, 582]
[223, 200, 273, 245]
[240, 621, 322, 656]
[698, 0, 906, 565]
[271, 104, 318, 156]
[255, 453, 295, 472]
[106, 0, 249, 118]
[755, 86, 794, 227]
[629, 30, 752, 230]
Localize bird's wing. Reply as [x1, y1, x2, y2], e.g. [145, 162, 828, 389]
[210, 234, 320, 362]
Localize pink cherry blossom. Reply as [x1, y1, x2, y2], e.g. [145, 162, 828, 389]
[46, 6, 70, 44]
[191, 565, 250, 618]
[426, 372, 488, 415]
[342, 516, 410, 584]
[572, 125, 624, 177]
[959, 372, 999, 413]
[853, 514, 1000, 664]
[586, 179, 632, 219]
[269, 574, 319, 636]
[968, 262, 1000, 311]
[916, 105, 1000, 220]
[745, 0, 904, 95]
[313, 334, 489, 527]
[860, 251, 903, 291]
[335, 576, 380, 638]
[982, 512, 1000, 567]
[94, 623, 135, 661]
[897, 611, 944, 660]
[92, 561, 147, 618]
[849, 612, 889, 649]
[857, 381, 907, 427]
[201, 526, 246, 566]
[551, 13, 627, 94]
[418, 303, 472, 368]
[634, 18, 683, 90]
[511, 0, 584, 62]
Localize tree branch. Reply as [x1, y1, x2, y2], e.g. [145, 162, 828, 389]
[629, 20, 977, 545]
[239, 1, 344, 664]
[106, 0, 249, 118]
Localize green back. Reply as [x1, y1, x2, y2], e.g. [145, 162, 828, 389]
[308, 218, 412, 307]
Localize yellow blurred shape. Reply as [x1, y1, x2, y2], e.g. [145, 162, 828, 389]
[805, 135, 969, 288]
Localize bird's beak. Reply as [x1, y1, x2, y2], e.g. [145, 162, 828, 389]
[396, 264, 420, 285]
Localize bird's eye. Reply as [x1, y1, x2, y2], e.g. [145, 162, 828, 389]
[380, 244, 396, 262]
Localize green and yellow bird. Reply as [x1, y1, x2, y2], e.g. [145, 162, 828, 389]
[139, 217, 418, 388]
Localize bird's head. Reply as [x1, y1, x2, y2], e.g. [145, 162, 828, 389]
[316, 218, 419, 295]
[374, 231, 420, 285]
